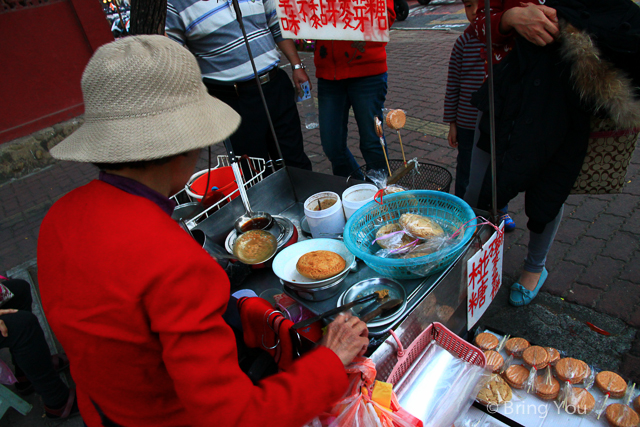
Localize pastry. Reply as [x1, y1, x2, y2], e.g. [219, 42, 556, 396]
[399, 213, 444, 240]
[634, 396, 640, 414]
[376, 223, 413, 249]
[385, 109, 406, 130]
[484, 350, 504, 373]
[502, 365, 529, 389]
[545, 347, 561, 365]
[605, 403, 639, 427]
[505, 337, 530, 358]
[474, 333, 499, 351]
[555, 358, 590, 384]
[296, 250, 346, 280]
[566, 388, 595, 414]
[595, 371, 627, 399]
[383, 185, 405, 196]
[534, 375, 560, 400]
[477, 374, 512, 406]
[523, 346, 549, 370]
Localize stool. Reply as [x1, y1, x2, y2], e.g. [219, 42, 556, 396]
[0, 384, 32, 418]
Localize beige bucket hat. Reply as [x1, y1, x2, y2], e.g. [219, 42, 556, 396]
[51, 35, 241, 163]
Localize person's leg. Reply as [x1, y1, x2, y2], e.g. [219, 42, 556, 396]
[522, 205, 564, 276]
[204, 84, 271, 162]
[509, 206, 563, 306]
[318, 78, 360, 177]
[0, 311, 69, 408]
[454, 127, 475, 198]
[265, 69, 312, 170]
[348, 73, 388, 172]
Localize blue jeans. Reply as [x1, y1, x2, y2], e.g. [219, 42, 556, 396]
[318, 73, 388, 177]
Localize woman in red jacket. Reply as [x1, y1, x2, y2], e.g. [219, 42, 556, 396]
[38, 35, 369, 427]
[314, 0, 396, 177]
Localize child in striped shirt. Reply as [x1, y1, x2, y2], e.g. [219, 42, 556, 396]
[444, 0, 515, 230]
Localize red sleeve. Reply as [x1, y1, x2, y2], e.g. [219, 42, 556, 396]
[473, 0, 533, 46]
[387, 0, 396, 28]
[144, 232, 349, 427]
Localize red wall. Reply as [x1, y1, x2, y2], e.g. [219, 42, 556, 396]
[0, 0, 113, 144]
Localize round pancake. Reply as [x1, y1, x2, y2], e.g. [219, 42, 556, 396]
[296, 250, 346, 280]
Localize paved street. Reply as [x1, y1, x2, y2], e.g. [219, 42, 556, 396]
[1, 3, 639, 425]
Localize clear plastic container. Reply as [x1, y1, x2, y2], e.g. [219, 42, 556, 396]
[297, 81, 318, 130]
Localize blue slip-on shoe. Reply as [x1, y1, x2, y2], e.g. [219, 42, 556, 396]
[509, 268, 548, 307]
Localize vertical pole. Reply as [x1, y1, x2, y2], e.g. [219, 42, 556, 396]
[484, 1, 499, 224]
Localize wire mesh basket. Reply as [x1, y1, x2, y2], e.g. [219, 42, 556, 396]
[348, 159, 452, 193]
[170, 155, 266, 229]
[386, 322, 486, 385]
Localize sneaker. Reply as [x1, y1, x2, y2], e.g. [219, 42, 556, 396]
[499, 212, 516, 232]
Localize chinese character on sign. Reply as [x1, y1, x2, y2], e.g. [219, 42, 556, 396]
[467, 222, 504, 329]
[275, 0, 389, 42]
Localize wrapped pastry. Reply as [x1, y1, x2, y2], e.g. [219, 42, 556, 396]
[375, 223, 413, 249]
[399, 213, 444, 240]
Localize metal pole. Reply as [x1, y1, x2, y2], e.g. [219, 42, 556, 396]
[231, 0, 285, 172]
[484, 1, 499, 224]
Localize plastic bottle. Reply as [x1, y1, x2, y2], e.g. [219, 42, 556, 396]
[297, 81, 319, 130]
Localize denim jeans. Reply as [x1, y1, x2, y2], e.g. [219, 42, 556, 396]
[318, 73, 388, 177]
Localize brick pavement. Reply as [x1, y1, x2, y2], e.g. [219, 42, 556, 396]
[1, 27, 640, 424]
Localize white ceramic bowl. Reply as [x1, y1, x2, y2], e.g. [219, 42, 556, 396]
[272, 239, 356, 288]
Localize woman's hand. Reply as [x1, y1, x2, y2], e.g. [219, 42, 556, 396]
[0, 309, 18, 337]
[320, 313, 369, 366]
[501, 4, 559, 46]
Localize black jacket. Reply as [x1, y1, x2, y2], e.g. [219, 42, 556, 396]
[472, 0, 640, 233]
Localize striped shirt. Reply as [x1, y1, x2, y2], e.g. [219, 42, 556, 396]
[166, 0, 283, 82]
[443, 30, 486, 130]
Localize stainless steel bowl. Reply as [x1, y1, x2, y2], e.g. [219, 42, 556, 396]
[282, 276, 348, 301]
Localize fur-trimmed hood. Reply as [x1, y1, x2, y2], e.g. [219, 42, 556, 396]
[560, 21, 640, 130]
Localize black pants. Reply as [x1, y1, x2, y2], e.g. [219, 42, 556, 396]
[204, 68, 312, 172]
[0, 279, 69, 408]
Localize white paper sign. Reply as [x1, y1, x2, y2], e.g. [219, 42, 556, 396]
[467, 223, 504, 330]
[276, 0, 390, 42]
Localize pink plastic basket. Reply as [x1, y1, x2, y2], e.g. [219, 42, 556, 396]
[386, 322, 486, 385]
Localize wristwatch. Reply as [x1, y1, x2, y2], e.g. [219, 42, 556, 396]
[292, 62, 306, 70]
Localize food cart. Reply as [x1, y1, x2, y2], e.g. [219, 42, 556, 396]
[188, 165, 496, 381]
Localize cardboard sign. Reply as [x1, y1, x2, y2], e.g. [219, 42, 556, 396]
[467, 223, 504, 330]
[276, 0, 390, 42]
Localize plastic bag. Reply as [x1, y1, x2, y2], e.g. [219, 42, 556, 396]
[304, 357, 423, 427]
[365, 169, 408, 195]
[396, 341, 486, 427]
[0, 359, 17, 385]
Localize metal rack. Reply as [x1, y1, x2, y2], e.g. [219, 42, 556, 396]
[170, 155, 266, 229]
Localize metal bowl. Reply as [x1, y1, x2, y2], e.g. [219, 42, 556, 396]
[337, 277, 407, 327]
[282, 277, 348, 301]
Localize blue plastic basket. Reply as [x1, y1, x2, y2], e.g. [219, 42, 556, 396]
[343, 190, 477, 279]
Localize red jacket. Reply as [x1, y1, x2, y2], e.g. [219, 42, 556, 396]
[38, 180, 348, 427]
[314, 0, 396, 80]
